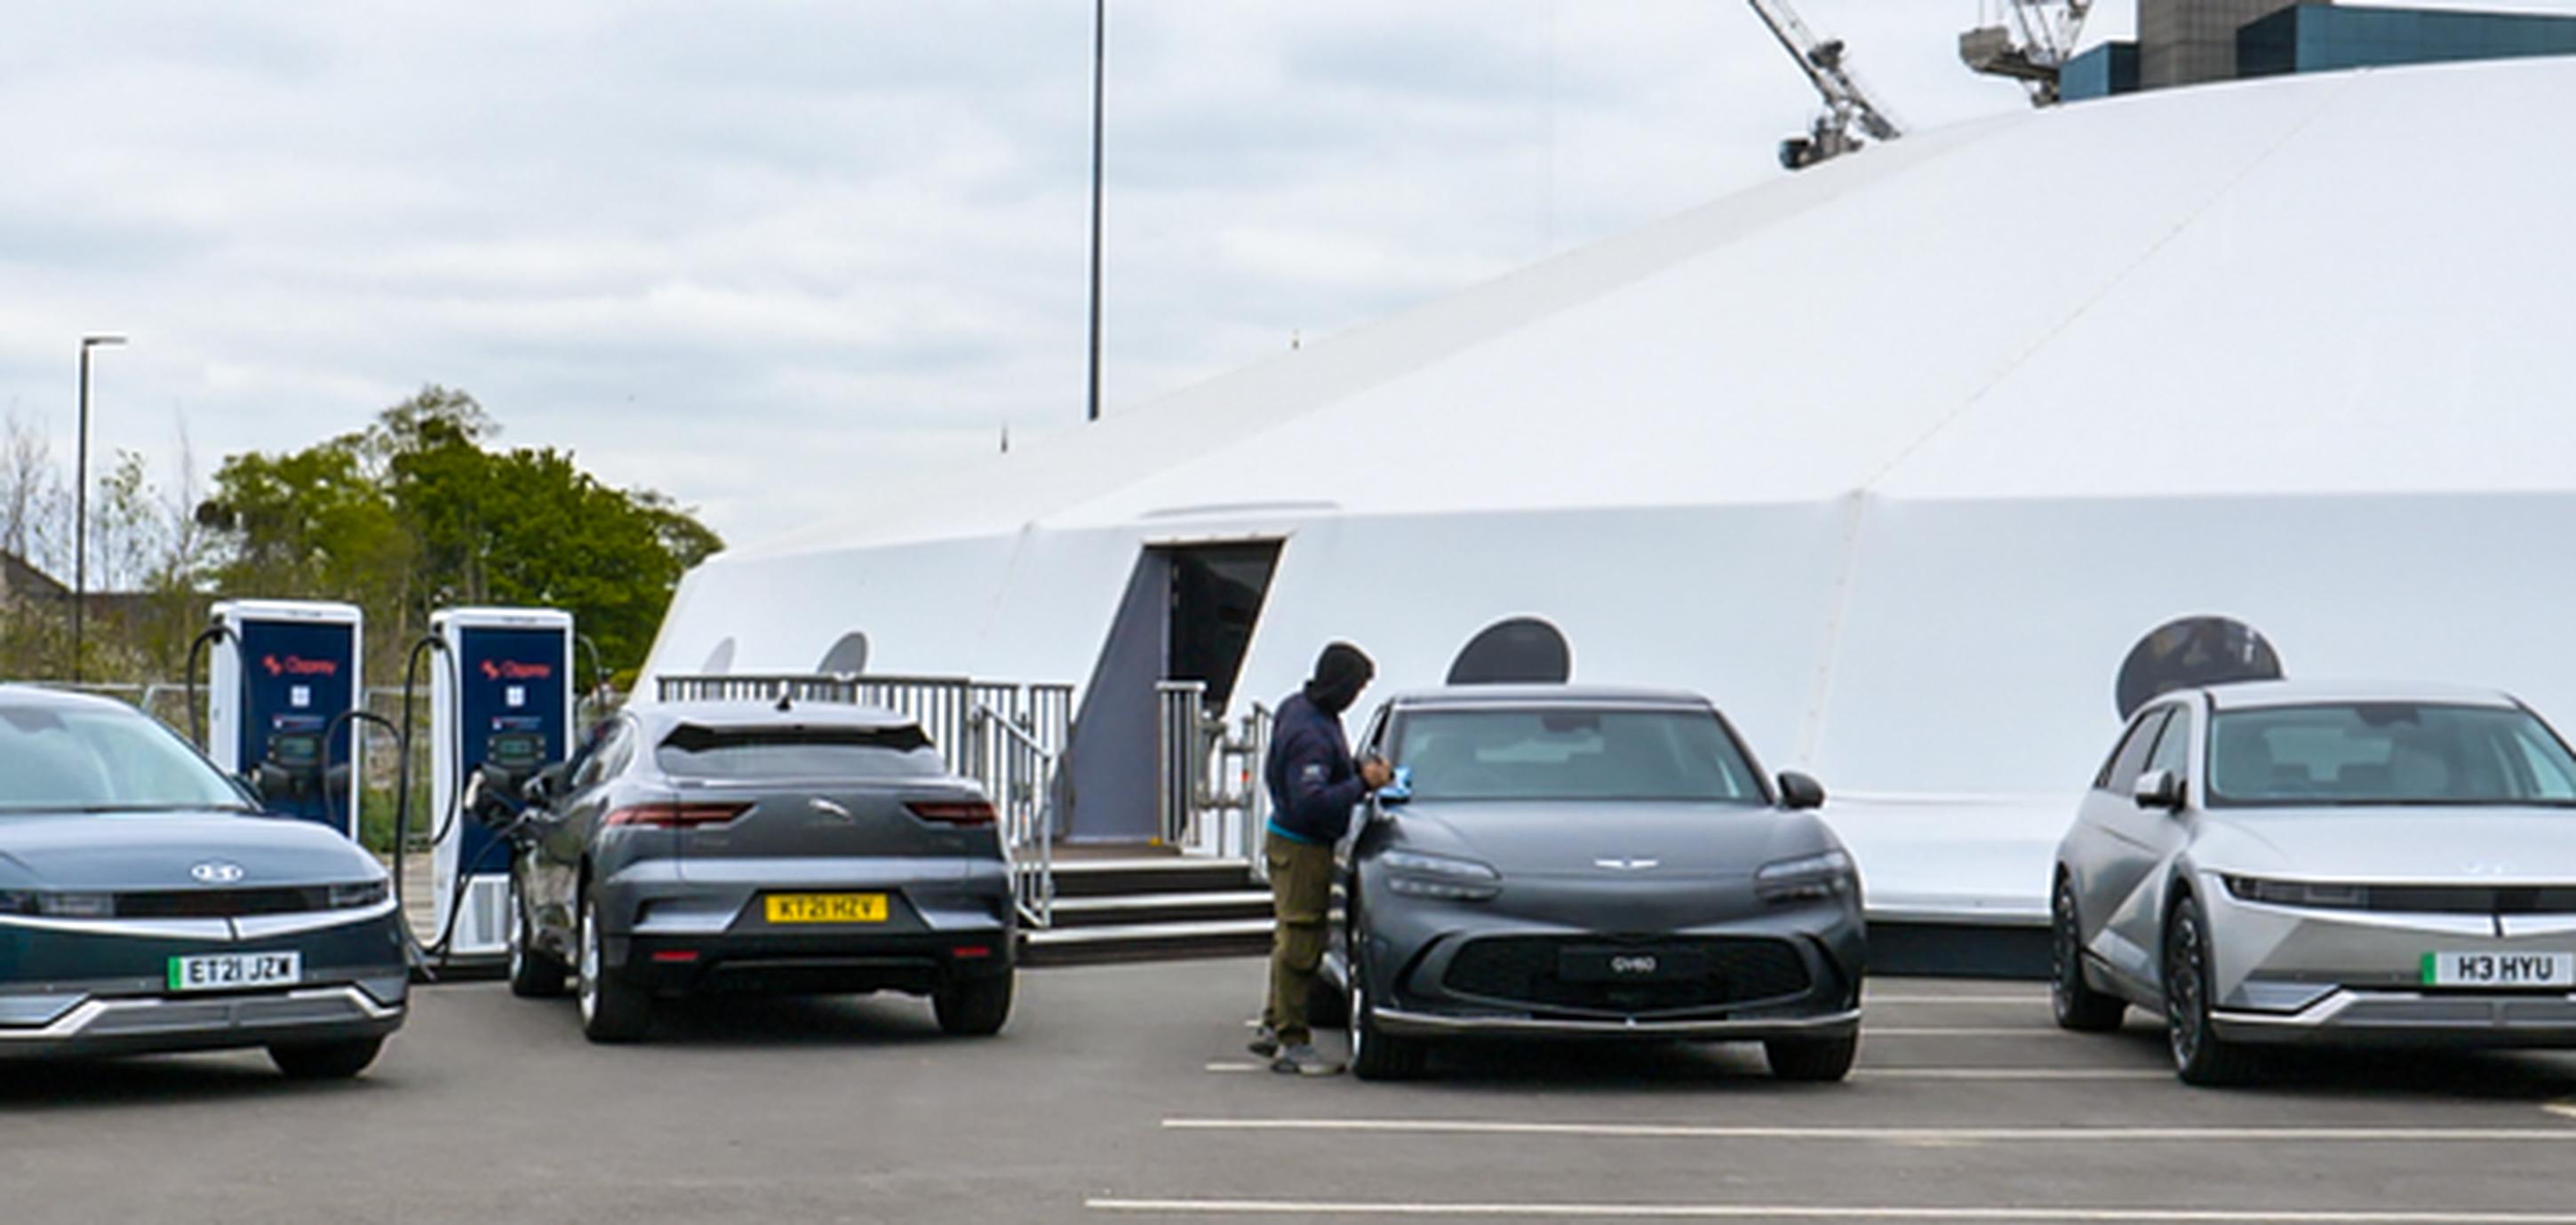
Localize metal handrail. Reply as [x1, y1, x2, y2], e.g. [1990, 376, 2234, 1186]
[973, 702, 1058, 929]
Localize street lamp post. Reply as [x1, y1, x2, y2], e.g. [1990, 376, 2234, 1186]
[1084, 0, 1105, 424]
[73, 334, 125, 682]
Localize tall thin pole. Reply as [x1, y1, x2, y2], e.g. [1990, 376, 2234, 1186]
[74, 344, 91, 681]
[1084, 0, 1106, 423]
[71, 334, 124, 683]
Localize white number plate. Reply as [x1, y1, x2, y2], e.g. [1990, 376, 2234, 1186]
[2420, 951, 2575, 988]
[167, 951, 302, 992]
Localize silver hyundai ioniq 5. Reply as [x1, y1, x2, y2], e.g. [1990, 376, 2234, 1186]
[2054, 680, 2576, 1084]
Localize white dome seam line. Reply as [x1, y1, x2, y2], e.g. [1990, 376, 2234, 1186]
[1848, 72, 2364, 501]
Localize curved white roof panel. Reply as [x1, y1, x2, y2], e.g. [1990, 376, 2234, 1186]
[647, 59, 2576, 919]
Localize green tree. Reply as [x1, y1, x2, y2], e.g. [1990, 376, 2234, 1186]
[199, 386, 722, 678]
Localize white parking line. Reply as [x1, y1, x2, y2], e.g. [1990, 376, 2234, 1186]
[1160, 1118, 2576, 1143]
[1087, 1198, 2576, 1221]
[1854, 1068, 2168, 1081]
[1861, 995, 2050, 1006]
[2547, 1099, 2576, 1122]
[1862, 1026, 2075, 1036]
[1206, 1061, 1265, 1073]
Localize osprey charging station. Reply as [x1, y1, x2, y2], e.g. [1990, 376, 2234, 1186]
[431, 606, 576, 959]
[206, 600, 364, 840]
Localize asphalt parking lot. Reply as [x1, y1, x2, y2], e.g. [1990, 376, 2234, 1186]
[6, 964, 2576, 1224]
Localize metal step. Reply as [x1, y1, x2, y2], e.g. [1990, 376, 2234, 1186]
[1021, 917, 1272, 966]
[1047, 889, 1275, 930]
[1047, 856, 1258, 899]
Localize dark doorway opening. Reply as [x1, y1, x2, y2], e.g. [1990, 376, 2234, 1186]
[1063, 540, 1284, 842]
[1166, 542, 1282, 712]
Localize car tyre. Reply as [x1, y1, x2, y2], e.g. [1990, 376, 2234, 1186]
[507, 873, 567, 999]
[933, 971, 1015, 1037]
[1306, 964, 1351, 1030]
[1764, 1034, 1859, 1082]
[2052, 873, 2125, 1032]
[1348, 936, 1424, 1081]
[2164, 895, 2256, 1087]
[268, 1036, 385, 1080]
[577, 895, 651, 1044]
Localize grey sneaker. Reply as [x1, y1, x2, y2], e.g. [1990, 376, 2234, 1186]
[1247, 1024, 1281, 1059]
[1270, 1042, 1345, 1076]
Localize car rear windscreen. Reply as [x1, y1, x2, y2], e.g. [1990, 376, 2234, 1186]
[2207, 703, 2576, 807]
[656, 724, 946, 781]
[1390, 707, 1766, 803]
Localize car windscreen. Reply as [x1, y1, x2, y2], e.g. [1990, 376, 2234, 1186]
[2206, 703, 2576, 807]
[0, 703, 252, 813]
[1390, 707, 1767, 803]
[654, 723, 946, 782]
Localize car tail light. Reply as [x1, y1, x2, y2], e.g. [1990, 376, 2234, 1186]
[906, 799, 997, 827]
[650, 950, 701, 964]
[605, 802, 752, 829]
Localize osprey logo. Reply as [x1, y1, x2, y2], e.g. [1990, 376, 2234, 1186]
[1593, 857, 1660, 871]
[260, 655, 339, 678]
[481, 659, 555, 681]
[189, 861, 246, 885]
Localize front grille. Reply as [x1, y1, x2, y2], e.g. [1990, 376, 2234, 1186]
[2368, 887, 2576, 915]
[111, 887, 332, 919]
[1441, 935, 1813, 1014]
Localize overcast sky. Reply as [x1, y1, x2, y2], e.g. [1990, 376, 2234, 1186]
[2, 1, 2564, 547]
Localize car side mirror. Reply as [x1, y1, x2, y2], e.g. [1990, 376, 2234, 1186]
[2133, 768, 2186, 811]
[1778, 771, 1827, 811]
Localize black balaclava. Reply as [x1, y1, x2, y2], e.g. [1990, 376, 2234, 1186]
[1303, 641, 1376, 715]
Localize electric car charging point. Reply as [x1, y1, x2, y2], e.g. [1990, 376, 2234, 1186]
[204, 599, 365, 840]
[430, 606, 575, 962]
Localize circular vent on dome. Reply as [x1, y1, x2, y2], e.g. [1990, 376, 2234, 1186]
[2115, 616, 2282, 719]
[700, 637, 738, 676]
[1447, 617, 1573, 686]
[816, 632, 870, 675]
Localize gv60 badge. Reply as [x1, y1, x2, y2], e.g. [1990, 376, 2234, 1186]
[189, 861, 245, 885]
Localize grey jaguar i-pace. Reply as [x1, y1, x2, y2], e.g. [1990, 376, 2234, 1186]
[1320, 685, 1864, 1080]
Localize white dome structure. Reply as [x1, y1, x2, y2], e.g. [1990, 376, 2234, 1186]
[641, 58, 2576, 924]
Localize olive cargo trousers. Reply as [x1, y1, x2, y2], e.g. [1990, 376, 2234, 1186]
[1263, 831, 1336, 1046]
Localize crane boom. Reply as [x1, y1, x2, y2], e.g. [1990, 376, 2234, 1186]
[1960, 0, 2096, 105]
[1745, 0, 1903, 170]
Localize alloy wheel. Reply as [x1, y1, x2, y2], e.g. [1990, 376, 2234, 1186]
[2165, 907, 2207, 1067]
[577, 902, 600, 1026]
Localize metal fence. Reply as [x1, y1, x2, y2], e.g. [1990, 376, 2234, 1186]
[656, 672, 1074, 927]
[1156, 681, 1272, 866]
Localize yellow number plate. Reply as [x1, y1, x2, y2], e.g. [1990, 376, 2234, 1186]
[764, 893, 888, 924]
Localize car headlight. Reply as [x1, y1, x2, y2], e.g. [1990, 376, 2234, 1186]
[1756, 849, 1856, 903]
[328, 879, 390, 909]
[2222, 875, 2368, 910]
[1379, 850, 1502, 902]
[37, 892, 116, 919]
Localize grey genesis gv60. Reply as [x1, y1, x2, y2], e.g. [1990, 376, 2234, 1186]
[0, 685, 407, 1077]
[1321, 685, 1865, 1081]
[500, 700, 1017, 1042]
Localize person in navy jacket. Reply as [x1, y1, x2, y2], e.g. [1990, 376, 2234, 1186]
[1251, 641, 1391, 1075]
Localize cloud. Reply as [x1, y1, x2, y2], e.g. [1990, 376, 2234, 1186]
[4, 0, 2548, 546]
